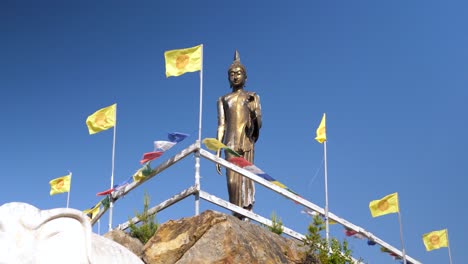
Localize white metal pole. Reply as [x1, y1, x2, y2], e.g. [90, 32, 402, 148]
[66, 172, 72, 208]
[109, 105, 117, 231]
[446, 229, 453, 264]
[194, 44, 203, 215]
[195, 149, 201, 215]
[397, 211, 407, 264]
[324, 140, 330, 248]
[197, 46, 203, 142]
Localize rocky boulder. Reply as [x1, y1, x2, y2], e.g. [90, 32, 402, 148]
[104, 229, 144, 257]
[141, 210, 309, 264]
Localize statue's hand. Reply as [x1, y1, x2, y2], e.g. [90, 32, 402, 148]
[216, 150, 222, 175]
[250, 108, 256, 119]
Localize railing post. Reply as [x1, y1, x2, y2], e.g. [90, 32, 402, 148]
[194, 140, 201, 215]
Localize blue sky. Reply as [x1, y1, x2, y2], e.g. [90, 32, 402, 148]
[1, 1, 466, 263]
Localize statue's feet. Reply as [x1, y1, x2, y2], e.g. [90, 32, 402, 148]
[232, 205, 253, 221]
[233, 212, 244, 220]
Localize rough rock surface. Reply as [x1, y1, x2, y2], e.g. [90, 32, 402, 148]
[141, 210, 308, 264]
[104, 229, 144, 257]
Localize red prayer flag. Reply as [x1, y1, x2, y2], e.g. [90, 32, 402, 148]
[228, 156, 253, 167]
[96, 188, 114, 196]
[140, 151, 163, 164]
[345, 229, 358, 236]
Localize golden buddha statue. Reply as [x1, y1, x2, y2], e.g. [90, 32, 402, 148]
[216, 50, 262, 217]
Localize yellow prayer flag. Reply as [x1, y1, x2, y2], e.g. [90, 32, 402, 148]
[164, 45, 202, 77]
[315, 113, 326, 143]
[49, 174, 71, 196]
[423, 229, 449, 251]
[133, 169, 146, 183]
[83, 202, 101, 220]
[202, 138, 228, 151]
[86, 104, 116, 134]
[369, 192, 399, 217]
[272, 181, 287, 189]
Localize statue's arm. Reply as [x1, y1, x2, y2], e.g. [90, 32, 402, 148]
[216, 97, 225, 175]
[249, 93, 262, 142]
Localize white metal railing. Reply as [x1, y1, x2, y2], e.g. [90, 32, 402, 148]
[90, 141, 421, 264]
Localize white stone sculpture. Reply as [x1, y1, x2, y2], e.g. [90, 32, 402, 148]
[0, 202, 143, 264]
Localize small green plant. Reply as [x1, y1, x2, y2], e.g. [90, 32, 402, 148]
[302, 214, 360, 264]
[267, 211, 284, 235]
[128, 191, 158, 244]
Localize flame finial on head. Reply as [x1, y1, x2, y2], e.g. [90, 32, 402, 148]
[228, 49, 247, 75]
[234, 50, 240, 63]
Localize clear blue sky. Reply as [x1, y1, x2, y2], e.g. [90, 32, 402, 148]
[1, 1, 466, 263]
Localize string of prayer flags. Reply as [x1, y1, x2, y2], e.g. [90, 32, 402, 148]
[140, 132, 190, 164]
[96, 178, 131, 196]
[302, 207, 413, 262]
[202, 137, 298, 196]
[228, 156, 298, 195]
[379, 246, 414, 263]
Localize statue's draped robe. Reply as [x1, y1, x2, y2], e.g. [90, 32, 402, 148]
[217, 89, 262, 209]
